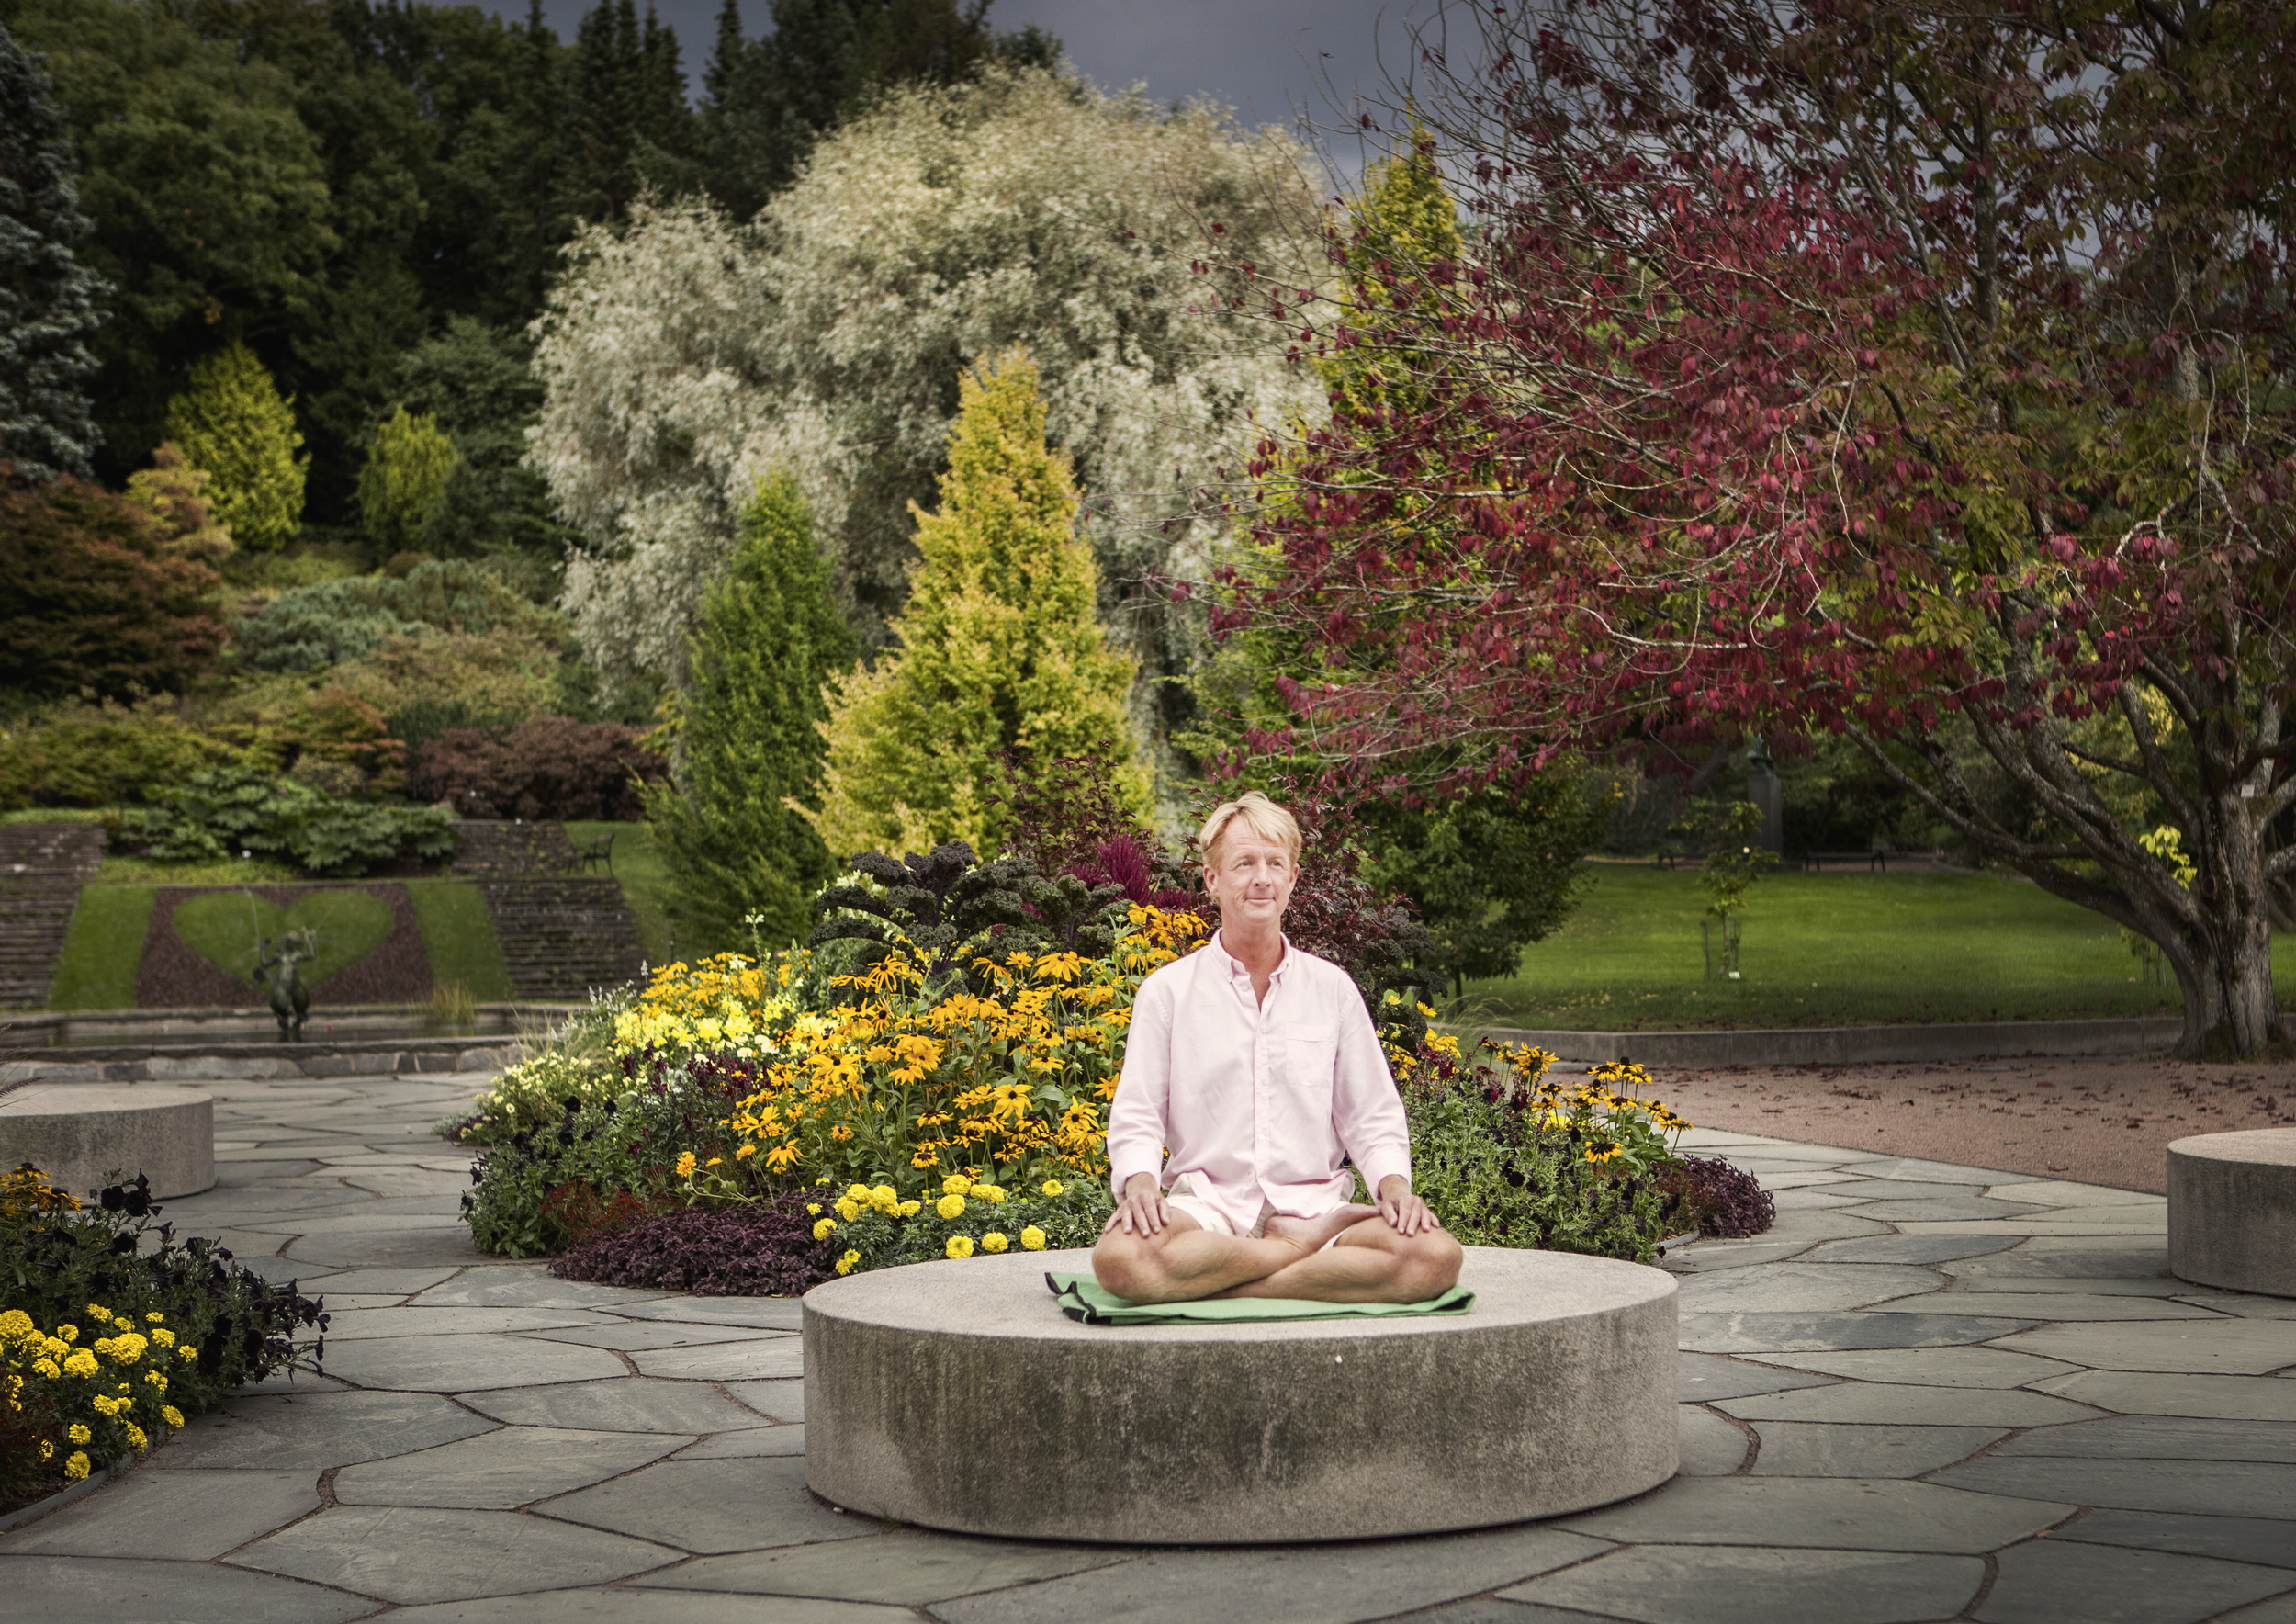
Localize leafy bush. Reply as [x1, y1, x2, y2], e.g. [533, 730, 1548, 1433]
[0, 699, 246, 811]
[233, 559, 565, 673]
[411, 716, 665, 820]
[1400, 1045, 1697, 1264]
[1670, 1156, 1778, 1239]
[118, 767, 455, 876]
[550, 1193, 837, 1295]
[0, 468, 227, 700]
[0, 1165, 326, 1497]
[447, 1049, 623, 1148]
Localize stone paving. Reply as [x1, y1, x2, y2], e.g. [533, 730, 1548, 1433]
[2, 1070, 2292, 1622]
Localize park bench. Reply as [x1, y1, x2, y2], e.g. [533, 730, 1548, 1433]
[1801, 848, 1944, 873]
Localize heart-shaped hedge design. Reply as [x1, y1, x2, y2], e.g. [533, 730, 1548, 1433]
[172, 889, 395, 988]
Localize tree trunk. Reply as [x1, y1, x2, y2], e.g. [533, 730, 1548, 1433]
[2164, 783, 2289, 1061]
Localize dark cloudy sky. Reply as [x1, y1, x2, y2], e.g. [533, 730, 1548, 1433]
[501, 0, 1436, 181]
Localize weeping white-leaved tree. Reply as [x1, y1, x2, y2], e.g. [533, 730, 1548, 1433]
[526, 64, 1323, 773]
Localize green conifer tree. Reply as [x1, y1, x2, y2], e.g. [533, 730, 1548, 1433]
[650, 471, 855, 952]
[0, 21, 106, 482]
[815, 350, 1143, 859]
[163, 342, 307, 550]
[357, 405, 461, 552]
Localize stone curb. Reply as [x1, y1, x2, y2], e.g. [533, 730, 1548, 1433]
[0, 1464, 110, 1534]
[1480, 1016, 2188, 1067]
[1, 1038, 519, 1087]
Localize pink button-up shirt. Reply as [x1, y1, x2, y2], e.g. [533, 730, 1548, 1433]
[1105, 931, 1412, 1235]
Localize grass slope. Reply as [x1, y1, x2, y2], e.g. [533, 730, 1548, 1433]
[47, 886, 153, 1009]
[406, 880, 512, 1002]
[1464, 863, 2296, 1031]
[563, 820, 673, 966]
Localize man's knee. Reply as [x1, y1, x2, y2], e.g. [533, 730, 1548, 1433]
[1092, 1233, 1160, 1300]
[1395, 1228, 1463, 1298]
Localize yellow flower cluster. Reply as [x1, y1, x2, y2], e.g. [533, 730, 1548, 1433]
[709, 906, 1207, 1194]
[613, 953, 794, 1066]
[1, 1303, 186, 1483]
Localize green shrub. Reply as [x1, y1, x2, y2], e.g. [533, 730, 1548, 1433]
[232, 559, 565, 673]
[358, 406, 460, 550]
[449, 1050, 620, 1147]
[118, 767, 455, 877]
[0, 700, 245, 810]
[164, 342, 306, 551]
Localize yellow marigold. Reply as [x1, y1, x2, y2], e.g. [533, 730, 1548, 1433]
[0, 1309, 30, 1344]
[56, 1324, 76, 1344]
[1041, 1180, 1064, 1197]
[836, 1249, 860, 1275]
[144, 1371, 166, 1391]
[151, 1327, 175, 1348]
[62, 1451, 89, 1482]
[941, 1174, 972, 1196]
[1020, 1225, 1047, 1251]
[161, 1404, 185, 1427]
[125, 1424, 147, 1450]
[675, 1152, 698, 1179]
[834, 1197, 862, 1223]
[176, 1347, 196, 1363]
[806, 1203, 822, 1215]
[62, 1349, 96, 1379]
[146, 1312, 163, 1325]
[812, 1218, 837, 1241]
[85, 1304, 110, 1323]
[981, 1232, 1009, 1254]
[871, 1184, 898, 1210]
[67, 1423, 90, 1444]
[897, 1200, 922, 1217]
[935, 1193, 967, 1220]
[32, 1358, 58, 1379]
[91, 1394, 118, 1415]
[945, 1235, 974, 1259]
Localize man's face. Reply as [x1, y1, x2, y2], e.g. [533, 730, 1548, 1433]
[1203, 826, 1299, 930]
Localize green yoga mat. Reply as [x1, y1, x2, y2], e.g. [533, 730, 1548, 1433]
[1046, 1272, 1475, 1325]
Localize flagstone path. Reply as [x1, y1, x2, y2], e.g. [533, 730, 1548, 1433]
[1, 1069, 2291, 1622]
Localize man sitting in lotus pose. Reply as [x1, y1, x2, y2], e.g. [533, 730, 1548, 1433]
[1094, 793, 1465, 1303]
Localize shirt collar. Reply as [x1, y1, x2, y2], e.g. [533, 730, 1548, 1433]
[1212, 930, 1292, 982]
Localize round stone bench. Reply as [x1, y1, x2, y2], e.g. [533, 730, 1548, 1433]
[0, 1084, 215, 1201]
[2168, 1127, 2296, 1298]
[803, 1245, 1677, 1544]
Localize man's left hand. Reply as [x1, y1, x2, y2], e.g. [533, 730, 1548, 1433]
[1376, 1175, 1440, 1237]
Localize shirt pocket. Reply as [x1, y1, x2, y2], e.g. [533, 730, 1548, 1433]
[1282, 1034, 1338, 1100]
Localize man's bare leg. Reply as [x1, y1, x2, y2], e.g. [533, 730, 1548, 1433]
[1219, 1214, 1464, 1304]
[1093, 1209, 1373, 1303]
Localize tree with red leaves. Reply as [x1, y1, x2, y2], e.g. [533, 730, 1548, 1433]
[1220, 0, 2296, 1058]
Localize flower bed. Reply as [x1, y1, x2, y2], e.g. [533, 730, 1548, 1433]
[0, 1164, 326, 1515]
[446, 844, 1770, 1291]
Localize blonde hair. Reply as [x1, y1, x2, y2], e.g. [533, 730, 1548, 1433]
[1199, 792, 1301, 865]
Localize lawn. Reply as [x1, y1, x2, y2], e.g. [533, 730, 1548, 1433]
[45, 886, 154, 1009]
[563, 820, 675, 966]
[1460, 863, 2296, 1031]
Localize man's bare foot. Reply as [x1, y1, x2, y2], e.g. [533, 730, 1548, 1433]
[1262, 1203, 1379, 1257]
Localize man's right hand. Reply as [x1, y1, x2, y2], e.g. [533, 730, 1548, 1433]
[1105, 1172, 1167, 1236]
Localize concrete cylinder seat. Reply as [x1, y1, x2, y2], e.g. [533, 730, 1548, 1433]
[803, 1245, 1678, 1544]
[2168, 1127, 2296, 1298]
[0, 1084, 215, 1201]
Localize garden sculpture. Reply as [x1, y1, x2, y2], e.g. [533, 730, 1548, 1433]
[256, 929, 316, 1042]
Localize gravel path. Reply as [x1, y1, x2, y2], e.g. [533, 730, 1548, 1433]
[1, 1068, 2290, 1622]
[1652, 1056, 2296, 1192]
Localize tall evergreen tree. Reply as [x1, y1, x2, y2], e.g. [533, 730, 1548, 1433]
[0, 21, 107, 481]
[562, 0, 644, 221]
[651, 470, 854, 952]
[164, 342, 307, 551]
[814, 351, 1142, 859]
[357, 405, 460, 552]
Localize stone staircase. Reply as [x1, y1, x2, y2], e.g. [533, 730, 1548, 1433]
[452, 822, 647, 998]
[0, 824, 106, 1009]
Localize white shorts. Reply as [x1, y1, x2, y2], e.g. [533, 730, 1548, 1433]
[1164, 1179, 1345, 1248]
